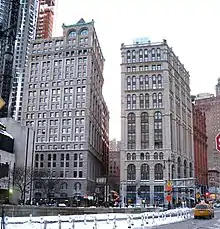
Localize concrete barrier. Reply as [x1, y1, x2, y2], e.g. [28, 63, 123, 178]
[0, 205, 164, 217]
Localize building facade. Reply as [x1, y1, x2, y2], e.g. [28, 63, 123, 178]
[108, 150, 120, 192]
[36, 0, 55, 39]
[10, 0, 39, 121]
[0, 0, 20, 118]
[120, 39, 194, 206]
[109, 138, 121, 151]
[21, 19, 109, 199]
[192, 103, 208, 194]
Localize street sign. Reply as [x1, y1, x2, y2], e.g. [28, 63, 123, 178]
[166, 195, 172, 202]
[216, 133, 220, 152]
[0, 97, 5, 110]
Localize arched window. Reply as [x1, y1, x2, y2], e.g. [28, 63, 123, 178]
[132, 76, 136, 90]
[40, 154, 44, 161]
[48, 154, 51, 161]
[132, 153, 136, 160]
[141, 164, 149, 180]
[152, 74, 157, 89]
[127, 113, 136, 149]
[154, 111, 163, 149]
[139, 75, 144, 89]
[140, 153, 144, 160]
[145, 93, 149, 108]
[35, 154, 39, 161]
[127, 153, 131, 160]
[157, 48, 161, 60]
[79, 153, 83, 160]
[159, 152, 163, 160]
[171, 164, 175, 179]
[80, 29, 88, 35]
[152, 93, 157, 108]
[53, 154, 57, 160]
[157, 74, 162, 88]
[177, 157, 181, 178]
[127, 76, 131, 90]
[154, 152, 158, 160]
[60, 153, 64, 160]
[141, 112, 149, 149]
[189, 162, 193, 177]
[132, 94, 136, 109]
[184, 160, 187, 178]
[151, 48, 155, 61]
[139, 94, 144, 109]
[68, 30, 77, 37]
[127, 164, 136, 180]
[144, 49, 148, 61]
[145, 75, 149, 89]
[158, 93, 163, 108]
[74, 153, 78, 160]
[60, 182, 68, 190]
[127, 94, 131, 109]
[146, 152, 150, 160]
[66, 153, 70, 160]
[74, 182, 81, 191]
[154, 163, 163, 180]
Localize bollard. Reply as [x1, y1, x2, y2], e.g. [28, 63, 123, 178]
[5, 216, 8, 227]
[44, 220, 47, 229]
[72, 218, 75, 229]
[152, 213, 155, 224]
[113, 215, 117, 229]
[145, 213, 148, 224]
[84, 214, 87, 225]
[107, 214, 110, 224]
[141, 214, 144, 227]
[29, 214, 32, 224]
[58, 214, 62, 229]
[131, 215, 134, 226]
[40, 217, 44, 229]
[93, 216, 97, 229]
[127, 216, 131, 229]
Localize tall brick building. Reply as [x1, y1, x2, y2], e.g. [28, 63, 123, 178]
[36, 0, 55, 39]
[192, 103, 208, 194]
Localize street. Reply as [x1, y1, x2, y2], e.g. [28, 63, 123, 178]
[153, 209, 220, 229]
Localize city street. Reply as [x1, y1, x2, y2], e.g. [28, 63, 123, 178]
[153, 209, 220, 229]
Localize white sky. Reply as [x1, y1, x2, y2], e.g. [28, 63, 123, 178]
[53, 0, 220, 140]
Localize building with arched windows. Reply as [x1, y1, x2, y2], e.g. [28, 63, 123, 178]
[21, 19, 109, 201]
[120, 40, 194, 206]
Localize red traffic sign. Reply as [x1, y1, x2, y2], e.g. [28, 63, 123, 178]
[216, 133, 220, 152]
[166, 195, 172, 202]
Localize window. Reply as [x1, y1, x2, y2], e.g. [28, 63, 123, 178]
[145, 93, 149, 108]
[141, 112, 149, 149]
[154, 111, 163, 149]
[154, 152, 158, 160]
[127, 94, 131, 109]
[145, 75, 149, 89]
[154, 163, 163, 180]
[140, 153, 144, 160]
[158, 93, 163, 108]
[141, 164, 150, 180]
[132, 76, 136, 90]
[127, 76, 131, 90]
[127, 153, 131, 160]
[159, 152, 163, 160]
[127, 113, 136, 149]
[132, 94, 136, 109]
[152, 75, 157, 89]
[68, 30, 76, 37]
[139, 94, 144, 109]
[152, 93, 157, 108]
[139, 75, 144, 89]
[157, 74, 162, 88]
[127, 164, 136, 180]
[80, 29, 88, 35]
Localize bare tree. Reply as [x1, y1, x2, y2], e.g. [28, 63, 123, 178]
[34, 169, 60, 199]
[12, 165, 33, 200]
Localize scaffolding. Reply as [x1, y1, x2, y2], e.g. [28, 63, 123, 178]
[0, 0, 20, 117]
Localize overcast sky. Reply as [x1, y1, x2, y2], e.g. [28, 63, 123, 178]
[54, 0, 220, 140]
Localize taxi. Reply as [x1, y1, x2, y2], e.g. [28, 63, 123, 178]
[194, 202, 214, 219]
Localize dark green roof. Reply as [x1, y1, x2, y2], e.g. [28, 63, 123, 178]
[62, 18, 94, 28]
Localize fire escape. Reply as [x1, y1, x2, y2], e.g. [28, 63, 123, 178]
[0, 0, 20, 117]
